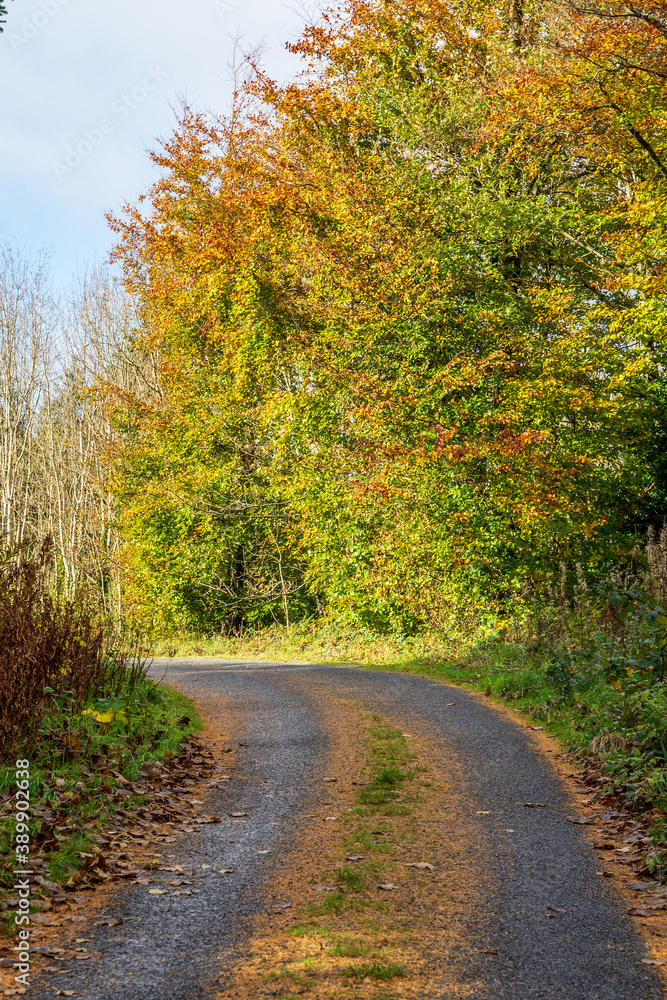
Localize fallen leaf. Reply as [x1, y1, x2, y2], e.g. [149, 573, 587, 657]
[447, 702, 456, 706]
[378, 883, 400, 890]
[406, 862, 434, 870]
[148, 888, 168, 895]
[346, 855, 364, 861]
[476, 811, 491, 816]
[323, 777, 338, 783]
[523, 802, 546, 808]
[218, 868, 235, 874]
[324, 816, 339, 821]
[547, 906, 566, 913]
[93, 918, 122, 927]
[642, 959, 667, 966]
[258, 850, 270, 855]
[228, 812, 248, 818]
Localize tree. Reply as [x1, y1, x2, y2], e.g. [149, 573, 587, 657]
[0, 2, 12, 32]
[107, 0, 667, 633]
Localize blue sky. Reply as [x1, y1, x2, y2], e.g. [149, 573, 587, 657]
[1, 0, 307, 287]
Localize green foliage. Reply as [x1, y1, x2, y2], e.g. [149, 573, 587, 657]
[107, 0, 667, 632]
[103, 1, 667, 638]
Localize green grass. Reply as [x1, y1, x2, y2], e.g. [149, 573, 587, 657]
[264, 967, 315, 987]
[303, 718, 417, 927]
[0, 671, 201, 916]
[340, 962, 407, 981]
[315, 890, 370, 915]
[291, 922, 329, 938]
[336, 865, 367, 891]
[328, 937, 371, 958]
[150, 621, 452, 666]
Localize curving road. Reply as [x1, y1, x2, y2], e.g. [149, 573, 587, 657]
[27, 661, 665, 999]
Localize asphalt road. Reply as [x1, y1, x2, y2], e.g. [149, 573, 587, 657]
[27, 661, 665, 999]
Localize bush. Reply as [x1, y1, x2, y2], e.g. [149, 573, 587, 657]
[0, 538, 143, 754]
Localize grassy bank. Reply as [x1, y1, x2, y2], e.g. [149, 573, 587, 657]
[0, 671, 201, 926]
[153, 621, 457, 665]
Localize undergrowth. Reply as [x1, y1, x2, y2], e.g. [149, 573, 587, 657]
[0, 671, 200, 914]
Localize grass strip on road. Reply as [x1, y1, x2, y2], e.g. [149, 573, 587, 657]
[217, 707, 476, 1000]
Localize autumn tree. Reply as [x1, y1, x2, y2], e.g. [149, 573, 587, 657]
[107, 0, 667, 633]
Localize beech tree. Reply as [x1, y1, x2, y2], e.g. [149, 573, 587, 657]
[106, 0, 667, 632]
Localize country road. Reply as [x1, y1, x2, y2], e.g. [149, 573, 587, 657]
[26, 660, 666, 999]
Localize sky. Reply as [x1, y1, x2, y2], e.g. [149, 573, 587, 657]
[1, 0, 308, 288]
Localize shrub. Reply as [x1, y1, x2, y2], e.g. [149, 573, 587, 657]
[0, 538, 143, 753]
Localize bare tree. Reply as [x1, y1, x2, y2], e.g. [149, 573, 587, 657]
[33, 267, 154, 612]
[0, 248, 151, 621]
[0, 247, 56, 550]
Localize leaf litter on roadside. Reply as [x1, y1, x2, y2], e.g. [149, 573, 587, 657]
[0, 736, 224, 913]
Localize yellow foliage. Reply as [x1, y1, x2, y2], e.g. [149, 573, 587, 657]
[82, 707, 116, 724]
